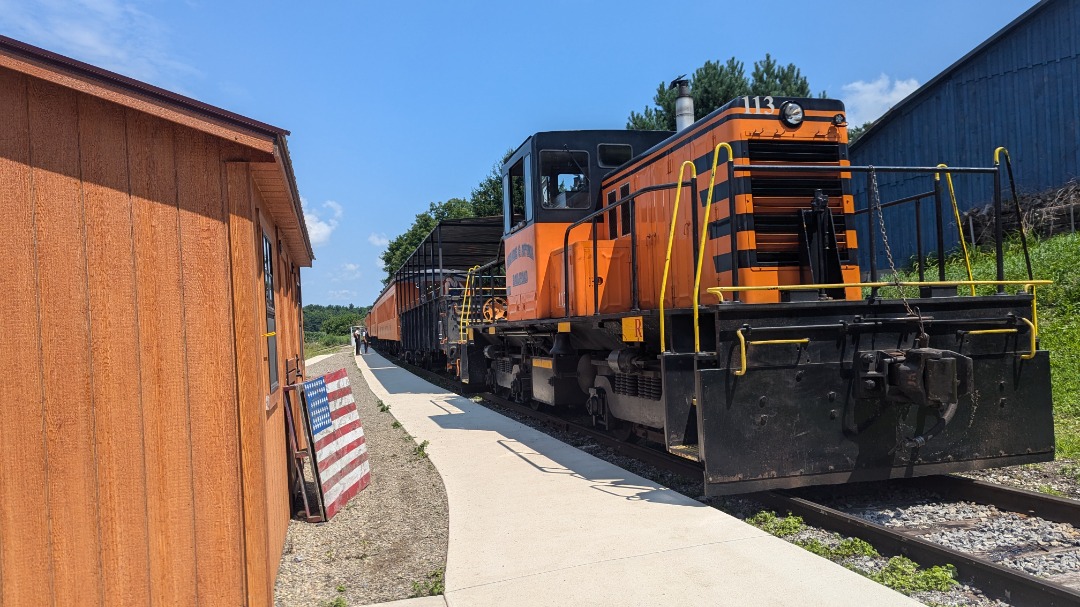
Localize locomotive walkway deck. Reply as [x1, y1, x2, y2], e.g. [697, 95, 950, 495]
[355, 350, 921, 607]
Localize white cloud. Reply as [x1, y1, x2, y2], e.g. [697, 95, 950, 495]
[326, 289, 357, 301]
[332, 262, 363, 282]
[368, 232, 389, 247]
[841, 74, 920, 127]
[301, 197, 343, 247]
[0, 0, 199, 87]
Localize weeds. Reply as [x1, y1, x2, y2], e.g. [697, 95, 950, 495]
[1037, 484, 1066, 497]
[868, 556, 957, 594]
[413, 440, 430, 458]
[321, 583, 348, 607]
[377, 400, 391, 413]
[410, 569, 445, 597]
[796, 537, 878, 560]
[746, 511, 805, 537]
[391, 421, 402, 429]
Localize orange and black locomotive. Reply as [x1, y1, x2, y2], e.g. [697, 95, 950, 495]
[375, 87, 1055, 495]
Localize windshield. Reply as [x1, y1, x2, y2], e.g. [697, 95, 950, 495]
[539, 150, 590, 209]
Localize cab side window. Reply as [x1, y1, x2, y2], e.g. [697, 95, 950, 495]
[619, 184, 632, 236]
[503, 154, 532, 233]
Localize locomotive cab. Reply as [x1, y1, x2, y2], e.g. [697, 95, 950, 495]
[500, 130, 670, 320]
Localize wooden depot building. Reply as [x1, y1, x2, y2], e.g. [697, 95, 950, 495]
[0, 35, 313, 606]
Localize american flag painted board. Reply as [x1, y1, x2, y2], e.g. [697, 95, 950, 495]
[302, 368, 371, 519]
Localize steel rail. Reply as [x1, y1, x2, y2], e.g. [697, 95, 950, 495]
[908, 475, 1080, 528]
[755, 485, 1080, 607]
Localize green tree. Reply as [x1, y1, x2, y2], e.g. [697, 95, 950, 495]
[627, 54, 821, 130]
[469, 149, 515, 217]
[749, 53, 811, 97]
[322, 312, 362, 335]
[847, 121, 873, 145]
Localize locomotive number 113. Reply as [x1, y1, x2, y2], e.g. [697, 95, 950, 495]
[742, 96, 775, 114]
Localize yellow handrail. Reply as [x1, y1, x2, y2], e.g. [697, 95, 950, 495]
[709, 279, 1051, 302]
[692, 142, 734, 352]
[967, 328, 1018, 336]
[1024, 284, 1039, 337]
[1019, 317, 1037, 360]
[659, 160, 697, 351]
[733, 328, 809, 376]
[935, 164, 976, 295]
[458, 265, 481, 342]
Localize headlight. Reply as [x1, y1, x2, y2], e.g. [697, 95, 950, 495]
[779, 101, 804, 127]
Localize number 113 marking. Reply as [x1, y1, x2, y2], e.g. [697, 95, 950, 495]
[742, 96, 775, 114]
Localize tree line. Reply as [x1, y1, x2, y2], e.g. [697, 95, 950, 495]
[379, 53, 873, 284]
[304, 303, 370, 336]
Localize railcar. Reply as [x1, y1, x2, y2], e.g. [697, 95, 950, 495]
[368, 217, 504, 369]
[379, 88, 1056, 495]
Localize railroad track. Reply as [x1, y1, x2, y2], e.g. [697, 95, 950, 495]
[382, 353, 1080, 606]
[758, 477, 1080, 607]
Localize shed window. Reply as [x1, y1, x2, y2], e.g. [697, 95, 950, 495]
[263, 234, 279, 391]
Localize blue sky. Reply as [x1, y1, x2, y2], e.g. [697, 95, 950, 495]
[0, 0, 1038, 305]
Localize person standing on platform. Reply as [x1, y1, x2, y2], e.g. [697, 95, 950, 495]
[353, 328, 362, 355]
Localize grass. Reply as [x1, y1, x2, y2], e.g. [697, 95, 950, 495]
[303, 332, 351, 359]
[410, 569, 444, 597]
[869, 557, 957, 594]
[377, 400, 391, 413]
[749, 511, 957, 595]
[746, 511, 805, 537]
[321, 584, 347, 607]
[413, 440, 430, 459]
[870, 232, 1080, 457]
[1037, 484, 1066, 497]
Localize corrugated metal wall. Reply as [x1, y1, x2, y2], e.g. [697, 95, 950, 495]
[849, 0, 1079, 269]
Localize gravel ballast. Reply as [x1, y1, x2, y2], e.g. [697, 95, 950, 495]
[273, 350, 449, 607]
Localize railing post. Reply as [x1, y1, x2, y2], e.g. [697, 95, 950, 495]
[866, 172, 878, 298]
[728, 161, 739, 301]
[915, 197, 926, 283]
[934, 176, 947, 282]
[994, 164, 1005, 293]
[690, 175, 699, 276]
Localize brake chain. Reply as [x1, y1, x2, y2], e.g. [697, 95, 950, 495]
[869, 166, 927, 343]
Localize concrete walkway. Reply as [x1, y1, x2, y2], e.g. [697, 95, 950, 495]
[355, 350, 921, 607]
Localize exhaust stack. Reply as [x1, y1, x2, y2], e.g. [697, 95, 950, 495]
[671, 77, 693, 132]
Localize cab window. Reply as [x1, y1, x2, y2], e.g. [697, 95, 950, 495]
[539, 150, 590, 210]
[598, 143, 632, 168]
[503, 153, 532, 233]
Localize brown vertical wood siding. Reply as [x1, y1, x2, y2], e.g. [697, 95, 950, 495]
[0, 63, 305, 606]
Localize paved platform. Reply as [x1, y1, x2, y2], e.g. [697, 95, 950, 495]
[355, 350, 921, 607]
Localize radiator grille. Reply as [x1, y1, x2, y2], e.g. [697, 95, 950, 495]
[746, 140, 850, 266]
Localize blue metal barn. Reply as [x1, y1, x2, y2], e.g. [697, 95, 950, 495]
[848, 0, 1079, 269]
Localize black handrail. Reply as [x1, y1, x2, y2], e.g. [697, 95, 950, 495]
[561, 181, 693, 318]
